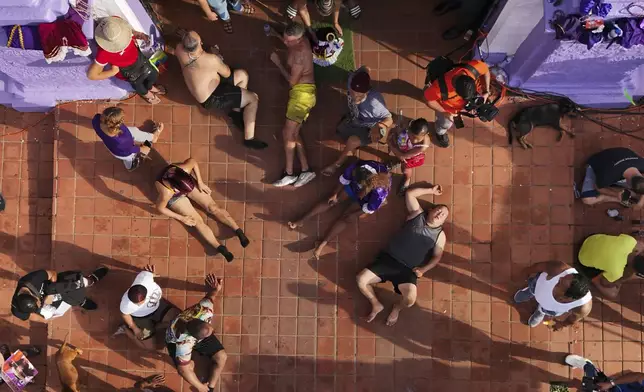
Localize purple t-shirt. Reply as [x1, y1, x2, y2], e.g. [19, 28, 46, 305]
[339, 160, 390, 214]
[92, 114, 140, 157]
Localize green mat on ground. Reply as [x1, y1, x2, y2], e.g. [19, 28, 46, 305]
[311, 20, 355, 85]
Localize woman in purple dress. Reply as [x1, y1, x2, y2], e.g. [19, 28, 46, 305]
[92, 106, 163, 171]
[288, 159, 392, 259]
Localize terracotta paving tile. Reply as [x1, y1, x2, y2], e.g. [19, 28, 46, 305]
[0, 1, 637, 390]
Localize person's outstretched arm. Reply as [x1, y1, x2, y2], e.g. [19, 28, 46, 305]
[405, 185, 442, 220]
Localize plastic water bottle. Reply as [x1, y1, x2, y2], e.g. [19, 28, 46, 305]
[264, 24, 271, 36]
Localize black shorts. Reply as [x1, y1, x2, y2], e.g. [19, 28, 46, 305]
[366, 252, 417, 294]
[131, 298, 176, 340]
[166, 334, 224, 367]
[201, 71, 241, 113]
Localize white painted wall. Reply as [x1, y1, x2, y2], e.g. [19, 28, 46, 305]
[92, 0, 145, 33]
[486, 0, 543, 56]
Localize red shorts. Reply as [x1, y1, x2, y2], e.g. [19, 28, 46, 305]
[403, 153, 425, 169]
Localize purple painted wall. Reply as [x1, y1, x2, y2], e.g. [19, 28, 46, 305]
[487, 0, 644, 107]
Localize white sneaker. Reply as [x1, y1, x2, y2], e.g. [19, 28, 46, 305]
[565, 354, 592, 369]
[273, 172, 299, 187]
[294, 171, 317, 187]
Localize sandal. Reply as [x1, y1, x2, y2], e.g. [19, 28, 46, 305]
[143, 94, 161, 104]
[343, 0, 361, 19]
[286, 4, 298, 19]
[152, 84, 167, 95]
[621, 189, 633, 207]
[238, 3, 255, 14]
[222, 19, 234, 34]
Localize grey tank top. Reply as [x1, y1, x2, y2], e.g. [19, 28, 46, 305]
[385, 213, 443, 269]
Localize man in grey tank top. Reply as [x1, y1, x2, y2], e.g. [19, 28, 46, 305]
[356, 184, 448, 326]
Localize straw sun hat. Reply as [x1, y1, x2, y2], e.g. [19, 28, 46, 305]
[95, 16, 133, 53]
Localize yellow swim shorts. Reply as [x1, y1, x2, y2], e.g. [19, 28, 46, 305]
[286, 83, 317, 124]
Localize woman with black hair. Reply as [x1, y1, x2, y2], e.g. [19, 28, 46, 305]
[154, 157, 249, 262]
[288, 159, 392, 259]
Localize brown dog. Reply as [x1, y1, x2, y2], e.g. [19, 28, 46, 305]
[56, 333, 82, 392]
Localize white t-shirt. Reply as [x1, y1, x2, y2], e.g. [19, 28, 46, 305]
[119, 271, 162, 317]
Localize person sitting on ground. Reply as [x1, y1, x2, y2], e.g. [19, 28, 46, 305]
[565, 354, 644, 392]
[154, 157, 250, 262]
[576, 233, 644, 299]
[196, 0, 255, 34]
[175, 30, 267, 150]
[513, 260, 592, 329]
[289, 159, 393, 259]
[165, 274, 227, 392]
[387, 118, 431, 195]
[270, 22, 318, 187]
[580, 147, 644, 208]
[285, 0, 361, 38]
[423, 59, 491, 148]
[11, 267, 109, 321]
[322, 66, 393, 176]
[114, 264, 180, 350]
[87, 17, 166, 104]
[357, 185, 447, 326]
[92, 106, 163, 171]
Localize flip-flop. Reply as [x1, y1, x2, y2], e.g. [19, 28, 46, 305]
[143, 94, 161, 104]
[344, 0, 361, 19]
[286, 4, 298, 19]
[238, 4, 255, 14]
[222, 20, 234, 34]
[152, 85, 167, 95]
[621, 189, 633, 207]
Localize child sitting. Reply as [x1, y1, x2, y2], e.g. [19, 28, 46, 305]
[388, 118, 430, 195]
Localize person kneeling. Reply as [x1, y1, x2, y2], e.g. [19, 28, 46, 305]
[514, 260, 592, 330]
[356, 185, 447, 326]
[576, 233, 644, 300]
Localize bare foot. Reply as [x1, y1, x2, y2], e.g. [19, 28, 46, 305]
[321, 164, 338, 177]
[312, 241, 324, 260]
[287, 221, 301, 230]
[152, 122, 164, 142]
[386, 307, 401, 327]
[363, 301, 384, 323]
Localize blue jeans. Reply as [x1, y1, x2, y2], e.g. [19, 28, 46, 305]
[525, 276, 559, 317]
[208, 0, 242, 21]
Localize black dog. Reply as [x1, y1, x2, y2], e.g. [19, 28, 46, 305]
[508, 103, 575, 149]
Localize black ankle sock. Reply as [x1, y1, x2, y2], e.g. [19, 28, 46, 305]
[243, 138, 268, 150]
[235, 229, 250, 248]
[217, 245, 234, 262]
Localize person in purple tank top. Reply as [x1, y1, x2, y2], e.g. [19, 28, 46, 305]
[92, 107, 163, 171]
[288, 159, 393, 259]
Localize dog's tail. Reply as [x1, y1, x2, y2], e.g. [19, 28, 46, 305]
[60, 331, 70, 352]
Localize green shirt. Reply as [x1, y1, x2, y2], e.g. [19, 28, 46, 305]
[578, 234, 637, 282]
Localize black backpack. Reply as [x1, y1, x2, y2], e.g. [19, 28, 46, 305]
[424, 56, 482, 101]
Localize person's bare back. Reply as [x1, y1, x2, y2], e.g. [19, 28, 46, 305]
[176, 43, 230, 104]
[287, 39, 314, 85]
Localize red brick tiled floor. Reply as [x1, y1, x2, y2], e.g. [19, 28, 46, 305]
[1, 0, 644, 391]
